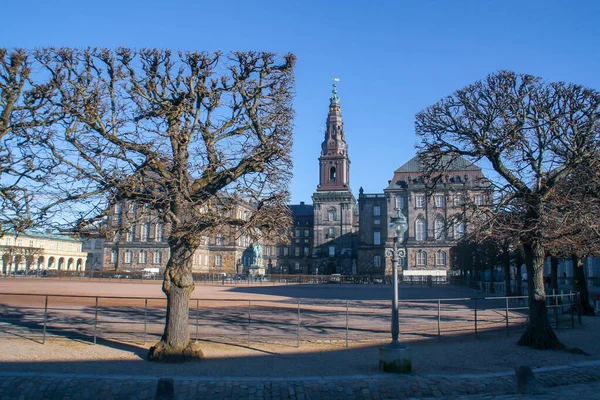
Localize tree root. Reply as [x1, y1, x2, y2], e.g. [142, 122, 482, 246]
[517, 328, 565, 350]
[147, 341, 204, 362]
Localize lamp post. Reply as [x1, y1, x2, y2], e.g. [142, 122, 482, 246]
[379, 208, 411, 373]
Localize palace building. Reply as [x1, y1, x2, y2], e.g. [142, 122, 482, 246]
[76, 83, 492, 278]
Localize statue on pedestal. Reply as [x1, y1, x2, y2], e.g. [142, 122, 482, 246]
[251, 243, 263, 266]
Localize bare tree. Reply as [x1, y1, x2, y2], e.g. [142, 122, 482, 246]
[21, 48, 295, 360]
[416, 70, 600, 349]
[0, 49, 60, 233]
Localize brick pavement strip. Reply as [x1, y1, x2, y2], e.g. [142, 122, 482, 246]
[1, 363, 600, 399]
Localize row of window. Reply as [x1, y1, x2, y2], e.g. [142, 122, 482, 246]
[4, 238, 80, 252]
[370, 219, 465, 245]
[114, 223, 164, 242]
[111, 250, 225, 268]
[371, 250, 447, 268]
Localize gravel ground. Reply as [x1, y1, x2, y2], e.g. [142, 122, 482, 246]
[0, 279, 598, 378]
[0, 316, 597, 378]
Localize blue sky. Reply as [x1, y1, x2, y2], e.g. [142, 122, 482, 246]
[3, 0, 599, 203]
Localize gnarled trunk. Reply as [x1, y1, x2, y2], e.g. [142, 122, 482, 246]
[572, 255, 595, 315]
[550, 256, 559, 291]
[517, 240, 563, 349]
[148, 240, 204, 361]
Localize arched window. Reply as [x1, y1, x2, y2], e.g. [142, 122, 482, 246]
[139, 250, 146, 264]
[126, 228, 134, 242]
[435, 251, 447, 266]
[328, 207, 337, 222]
[141, 223, 149, 241]
[374, 255, 381, 268]
[415, 218, 426, 241]
[124, 250, 132, 263]
[416, 250, 427, 266]
[153, 251, 162, 264]
[434, 218, 446, 240]
[329, 166, 337, 182]
[155, 223, 163, 242]
[454, 220, 466, 240]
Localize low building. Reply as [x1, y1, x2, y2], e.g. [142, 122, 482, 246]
[0, 231, 87, 274]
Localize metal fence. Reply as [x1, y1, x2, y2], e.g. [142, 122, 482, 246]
[0, 292, 581, 347]
[0, 271, 449, 286]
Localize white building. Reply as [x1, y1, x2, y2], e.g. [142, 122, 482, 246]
[0, 231, 87, 274]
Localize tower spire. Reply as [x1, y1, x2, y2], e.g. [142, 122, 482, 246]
[318, 80, 350, 192]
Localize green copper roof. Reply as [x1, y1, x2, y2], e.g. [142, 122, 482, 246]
[330, 80, 340, 105]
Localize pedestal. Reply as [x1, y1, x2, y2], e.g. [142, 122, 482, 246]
[379, 343, 412, 373]
[249, 265, 265, 277]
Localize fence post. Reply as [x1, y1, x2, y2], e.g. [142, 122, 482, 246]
[144, 298, 148, 345]
[94, 296, 98, 345]
[437, 299, 441, 341]
[505, 297, 509, 336]
[297, 299, 300, 348]
[43, 295, 48, 344]
[345, 300, 349, 348]
[474, 298, 478, 338]
[248, 300, 251, 346]
[196, 299, 199, 341]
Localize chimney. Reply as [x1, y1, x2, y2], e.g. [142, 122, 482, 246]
[300, 201, 305, 206]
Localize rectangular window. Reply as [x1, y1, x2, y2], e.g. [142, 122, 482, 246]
[114, 203, 121, 213]
[434, 195, 445, 208]
[327, 227, 335, 238]
[373, 219, 380, 225]
[303, 247, 309, 256]
[395, 197, 405, 210]
[295, 228, 301, 237]
[5, 238, 11, 246]
[453, 195, 464, 207]
[111, 250, 117, 263]
[124, 251, 132, 263]
[328, 246, 335, 257]
[415, 195, 425, 208]
[294, 262, 300, 271]
[216, 234, 223, 246]
[215, 254, 222, 267]
[304, 229, 310, 237]
[373, 231, 381, 245]
[283, 247, 289, 256]
[295, 247, 300, 257]
[139, 251, 146, 264]
[373, 206, 381, 216]
[17, 239, 23, 247]
[474, 194, 484, 206]
[29, 240, 34, 247]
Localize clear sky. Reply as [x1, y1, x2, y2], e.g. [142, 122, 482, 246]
[3, 0, 599, 204]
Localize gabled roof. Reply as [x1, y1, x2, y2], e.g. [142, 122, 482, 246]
[394, 153, 481, 173]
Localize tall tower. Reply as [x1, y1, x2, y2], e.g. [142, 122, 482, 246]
[317, 82, 350, 191]
[312, 82, 358, 275]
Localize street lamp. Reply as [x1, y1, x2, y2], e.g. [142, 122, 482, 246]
[379, 208, 411, 373]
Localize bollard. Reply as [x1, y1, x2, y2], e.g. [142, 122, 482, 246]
[595, 294, 600, 313]
[144, 298, 148, 345]
[93, 296, 98, 345]
[43, 295, 48, 344]
[345, 300, 349, 348]
[155, 378, 174, 400]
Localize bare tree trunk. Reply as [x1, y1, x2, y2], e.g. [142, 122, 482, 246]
[572, 255, 595, 315]
[148, 241, 204, 361]
[502, 246, 512, 295]
[550, 256, 559, 291]
[518, 240, 563, 349]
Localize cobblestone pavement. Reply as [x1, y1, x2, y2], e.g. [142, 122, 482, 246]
[1, 362, 600, 400]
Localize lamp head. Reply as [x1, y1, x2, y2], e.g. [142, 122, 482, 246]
[389, 208, 408, 240]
